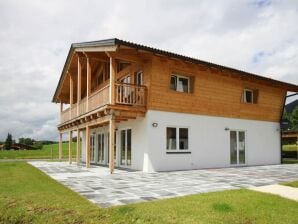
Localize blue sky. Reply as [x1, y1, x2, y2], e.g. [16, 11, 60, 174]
[0, 0, 297, 141]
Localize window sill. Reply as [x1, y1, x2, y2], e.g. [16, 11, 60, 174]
[241, 102, 257, 105]
[166, 151, 191, 154]
[169, 89, 192, 95]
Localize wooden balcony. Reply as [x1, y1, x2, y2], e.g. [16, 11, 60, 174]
[60, 83, 147, 124]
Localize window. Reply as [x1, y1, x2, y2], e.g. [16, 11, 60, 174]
[166, 127, 176, 150]
[166, 127, 189, 151]
[243, 88, 259, 104]
[170, 74, 189, 93]
[135, 71, 143, 86]
[244, 89, 253, 103]
[120, 75, 131, 84]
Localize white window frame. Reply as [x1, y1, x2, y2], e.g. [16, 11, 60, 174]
[171, 74, 190, 93]
[166, 126, 189, 152]
[243, 89, 253, 104]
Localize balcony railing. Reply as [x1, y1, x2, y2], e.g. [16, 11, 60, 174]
[115, 83, 146, 105]
[60, 83, 146, 124]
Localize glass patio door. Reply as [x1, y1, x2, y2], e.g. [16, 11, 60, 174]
[230, 130, 245, 165]
[90, 135, 95, 163]
[120, 129, 132, 167]
[97, 133, 105, 164]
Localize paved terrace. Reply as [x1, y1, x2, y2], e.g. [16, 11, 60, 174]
[29, 161, 298, 208]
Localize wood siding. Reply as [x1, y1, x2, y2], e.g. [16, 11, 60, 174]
[148, 57, 286, 122]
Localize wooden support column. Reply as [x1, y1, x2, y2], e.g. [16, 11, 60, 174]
[69, 131, 73, 164]
[59, 132, 62, 161]
[69, 72, 74, 119]
[76, 129, 81, 164]
[86, 126, 90, 168]
[59, 102, 63, 122]
[77, 57, 82, 116]
[109, 116, 115, 174]
[86, 57, 91, 111]
[109, 57, 116, 105]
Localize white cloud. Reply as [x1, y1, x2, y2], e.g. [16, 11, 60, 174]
[0, 0, 297, 141]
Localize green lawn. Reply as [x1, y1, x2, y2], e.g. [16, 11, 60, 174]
[283, 158, 298, 164]
[0, 162, 298, 224]
[283, 144, 298, 152]
[282, 181, 298, 188]
[0, 143, 77, 160]
[282, 144, 298, 164]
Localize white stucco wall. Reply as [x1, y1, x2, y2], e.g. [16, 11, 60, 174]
[145, 110, 281, 172]
[80, 110, 281, 172]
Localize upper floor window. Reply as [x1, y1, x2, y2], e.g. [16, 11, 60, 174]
[243, 88, 259, 104]
[120, 75, 131, 84]
[170, 74, 189, 93]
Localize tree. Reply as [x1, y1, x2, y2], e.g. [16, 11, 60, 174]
[290, 106, 298, 131]
[19, 137, 34, 145]
[283, 108, 289, 120]
[4, 133, 13, 150]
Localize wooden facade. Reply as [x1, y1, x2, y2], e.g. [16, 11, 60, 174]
[53, 38, 298, 173]
[148, 57, 287, 122]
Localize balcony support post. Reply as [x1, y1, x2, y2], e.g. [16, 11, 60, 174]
[76, 128, 81, 165]
[86, 56, 91, 112]
[109, 56, 116, 105]
[109, 115, 115, 174]
[86, 126, 90, 168]
[69, 72, 74, 119]
[59, 132, 62, 161]
[77, 57, 81, 116]
[60, 102, 63, 122]
[69, 130, 73, 164]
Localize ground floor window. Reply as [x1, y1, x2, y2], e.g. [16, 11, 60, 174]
[166, 127, 189, 151]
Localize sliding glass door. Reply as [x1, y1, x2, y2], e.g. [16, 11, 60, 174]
[230, 130, 246, 165]
[97, 133, 105, 164]
[120, 129, 131, 167]
[90, 135, 95, 163]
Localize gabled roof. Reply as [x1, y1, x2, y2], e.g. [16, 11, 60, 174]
[52, 38, 298, 102]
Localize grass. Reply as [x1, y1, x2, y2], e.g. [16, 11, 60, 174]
[281, 181, 298, 188]
[282, 158, 298, 164]
[0, 162, 298, 224]
[0, 143, 77, 160]
[283, 144, 298, 152]
[282, 144, 298, 164]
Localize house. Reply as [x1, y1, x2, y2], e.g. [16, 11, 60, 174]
[52, 38, 298, 173]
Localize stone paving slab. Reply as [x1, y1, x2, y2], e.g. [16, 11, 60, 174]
[29, 161, 298, 208]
